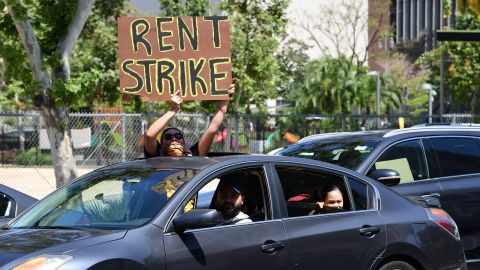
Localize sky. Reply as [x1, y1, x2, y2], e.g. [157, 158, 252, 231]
[129, 0, 160, 16]
[127, 0, 369, 60]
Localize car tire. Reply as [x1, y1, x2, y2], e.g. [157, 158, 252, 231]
[378, 261, 416, 270]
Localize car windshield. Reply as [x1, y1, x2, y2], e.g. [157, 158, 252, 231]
[277, 136, 382, 169]
[10, 167, 198, 230]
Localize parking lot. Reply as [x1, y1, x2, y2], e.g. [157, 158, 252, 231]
[0, 166, 93, 199]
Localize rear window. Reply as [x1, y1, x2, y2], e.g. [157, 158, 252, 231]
[277, 136, 381, 169]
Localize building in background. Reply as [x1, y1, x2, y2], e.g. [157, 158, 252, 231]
[369, 0, 480, 72]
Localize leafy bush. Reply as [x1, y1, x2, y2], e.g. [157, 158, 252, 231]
[14, 148, 52, 165]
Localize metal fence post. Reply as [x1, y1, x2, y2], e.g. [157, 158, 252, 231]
[235, 114, 239, 152]
[1, 125, 4, 164]
[195, 116, 199, 143]
[36, 115, 41, 164]
[121, 114, 126, 162]
[225, 116, 231, 152]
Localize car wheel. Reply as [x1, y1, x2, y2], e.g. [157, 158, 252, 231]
[378, 261, 416, 270]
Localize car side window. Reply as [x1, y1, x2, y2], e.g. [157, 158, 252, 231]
[371, 139, 428, 183]
[347, 177, 375, 211]
[429, 137, 480, 177]
[276, 166, 353, 217]
[183, 167, 270, 223]
[0, 193, 13, 218]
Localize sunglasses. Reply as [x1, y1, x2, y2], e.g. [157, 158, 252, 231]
[164, 133, 184, 141]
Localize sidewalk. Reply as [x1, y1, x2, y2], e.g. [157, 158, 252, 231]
[0, 167, 95, 199]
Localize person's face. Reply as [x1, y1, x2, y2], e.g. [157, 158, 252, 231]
[162, 129, 185, 156]
[321, 190, 344, 212]
[216, 186, 244, 219]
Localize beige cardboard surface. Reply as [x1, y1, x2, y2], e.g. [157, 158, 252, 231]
[118, 16, 232, 101]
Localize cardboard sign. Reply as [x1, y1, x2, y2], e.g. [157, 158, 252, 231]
[118, 16, 232, 101]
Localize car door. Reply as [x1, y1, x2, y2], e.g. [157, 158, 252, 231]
[163, 165, 290, 270]
[366, 138, 443, 199]
[274, 164, 386, 270]
[426, 136, 480, 254]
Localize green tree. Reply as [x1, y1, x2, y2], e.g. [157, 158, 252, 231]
[291, 57, 401, 115]
[417, 8, 480, 113]
[0, 1, 129, 187]
[159, 0, 210, 16]
[277, 37, 310, 111]
[387, 52, 431, 115]
[221, 0, 289, 113]
[157, 0, 289, 113]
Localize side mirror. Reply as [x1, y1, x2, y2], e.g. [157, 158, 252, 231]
[368, 169, 401, 186]
[173, 209, 222, 233]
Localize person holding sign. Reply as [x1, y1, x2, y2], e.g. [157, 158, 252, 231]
[144, 84, 235, 158]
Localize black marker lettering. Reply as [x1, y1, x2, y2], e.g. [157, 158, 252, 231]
[189, 59, 207, 95]
[121, 60, 144, 93]
[178, 17, 198, 50]
[209, 58, 229, 95]
[137, 60, 156, 93]
[157, 60, 175, 94]
[204, 16, 228, 48]
[156, 17, 174, 51]
[179, 60, 187, 96]
[131, 19, 152, 54]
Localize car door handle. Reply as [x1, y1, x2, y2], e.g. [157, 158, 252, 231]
[421, 193, 440, 199]
[260, 241, 285, 254]
[358, 225, 381, 237]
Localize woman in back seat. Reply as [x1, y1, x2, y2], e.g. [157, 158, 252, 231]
[315, 185, 344, 214]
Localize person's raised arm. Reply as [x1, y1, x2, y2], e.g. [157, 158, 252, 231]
[197, 84, 235, 156]
[145, 90, 183, 156]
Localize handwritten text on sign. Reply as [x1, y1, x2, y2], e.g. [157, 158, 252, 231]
[118, 16, 231, 101]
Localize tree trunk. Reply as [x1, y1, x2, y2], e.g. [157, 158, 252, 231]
[470, 88, 480, 115]
[39, 105, 78, 187]
[4, 1, 90, 187]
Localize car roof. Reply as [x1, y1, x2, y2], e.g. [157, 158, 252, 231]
[92, 155, 365, 179]
[294, 124, 480, 144]
[383, 124, 480, 137]
[298, 131, 387, 143]
[95, 157, 221, 172]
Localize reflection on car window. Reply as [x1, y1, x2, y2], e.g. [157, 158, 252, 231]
[0, 194, 12, 217]
[278, 137, 380, 169]
[430, 137, 480, 177]
[372, 139, 428, 183]
[347, 178, 375, 210]
[10, 168, 198, 230]
[276, 166, 352, 217]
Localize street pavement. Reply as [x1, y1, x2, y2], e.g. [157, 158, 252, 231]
[0, 167, 94, 199]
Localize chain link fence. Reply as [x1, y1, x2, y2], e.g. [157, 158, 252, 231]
[0, 112, 478, 198]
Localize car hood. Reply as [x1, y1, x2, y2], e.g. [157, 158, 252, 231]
[0, 228, 126, 266]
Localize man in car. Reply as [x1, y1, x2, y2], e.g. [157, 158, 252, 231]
[216, 179, 252, 225]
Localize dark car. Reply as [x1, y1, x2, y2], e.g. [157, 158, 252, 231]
[276, 124, 480, 267]
[0, 156, 465, 270]
[0, 129, 38, 151]
[0, 184, 37, 227]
